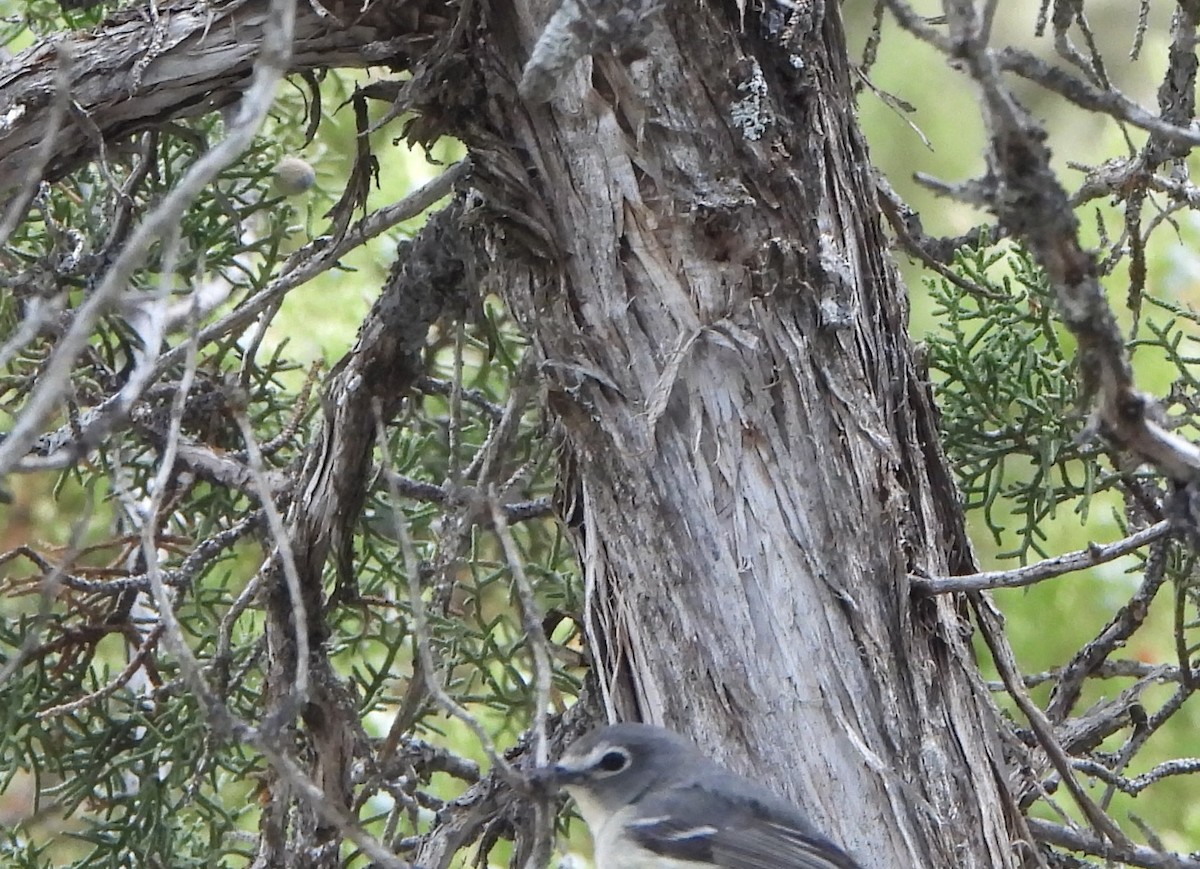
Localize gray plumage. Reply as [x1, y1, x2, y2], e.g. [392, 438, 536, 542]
[539, 723, 863, 869]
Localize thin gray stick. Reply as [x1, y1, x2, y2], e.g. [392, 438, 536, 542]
[373, 399, 527, 791]
[489, 492, 555, 868]
[913, 521, 1170, 594]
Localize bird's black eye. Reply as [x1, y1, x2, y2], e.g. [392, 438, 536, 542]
[595, 749, 630, 774]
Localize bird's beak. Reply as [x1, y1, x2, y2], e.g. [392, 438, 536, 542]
[526, 761, 586, 791]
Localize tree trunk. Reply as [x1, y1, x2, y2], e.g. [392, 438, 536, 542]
[0, 0, 1030, 864]
[457, 2, 1023, 865]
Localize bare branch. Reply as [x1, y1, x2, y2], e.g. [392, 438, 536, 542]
[1075, 757, 1200, 797]
[36, 623, 164, 719]
[375, 399, 527, 793]
[1027, 817, 1200, 869]
[385, 472, 553, 521]
[995, 47, 1200, 149]
[0, 0, 421, 189]
[236, 408, 310, 709]
[913, 521, 1171, 594]
[488, 492, 554, 868]
[973, 598, 1130, 846]
[1047, 539, 1173, 721]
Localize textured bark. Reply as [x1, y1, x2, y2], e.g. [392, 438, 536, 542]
[456, 2, 1023, 866]
[0, 0, 433, 189]
[254, 203, 474, 868]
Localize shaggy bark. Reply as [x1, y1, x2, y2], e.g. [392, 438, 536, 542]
[443, 1, 1025, 866]
[252, 203, 476, 868]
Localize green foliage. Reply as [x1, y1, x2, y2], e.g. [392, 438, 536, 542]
[928, 240, 1200, 566]
[0, 41, 578, 866]
[0, 1, 108, 45]
[928, 237, 1200, 846]
[924, 242, 1118, 560]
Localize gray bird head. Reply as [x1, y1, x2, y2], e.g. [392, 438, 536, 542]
[541, 723, 704, 821]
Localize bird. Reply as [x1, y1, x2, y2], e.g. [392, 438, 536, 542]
[533, 722, 864, 869]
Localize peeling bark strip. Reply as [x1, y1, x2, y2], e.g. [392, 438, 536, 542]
[256, 200, 474, 868]
[0, 0, 420, 190]
[519, 0, 658, 103]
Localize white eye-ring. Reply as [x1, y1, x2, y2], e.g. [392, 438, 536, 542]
[593, 748, 631, 775]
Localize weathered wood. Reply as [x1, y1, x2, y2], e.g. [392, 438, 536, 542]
[460, 1, 1023, 865]
[0, 0, 437, 189]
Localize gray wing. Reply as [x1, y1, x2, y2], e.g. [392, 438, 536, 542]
[625, 776, 863, 869]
